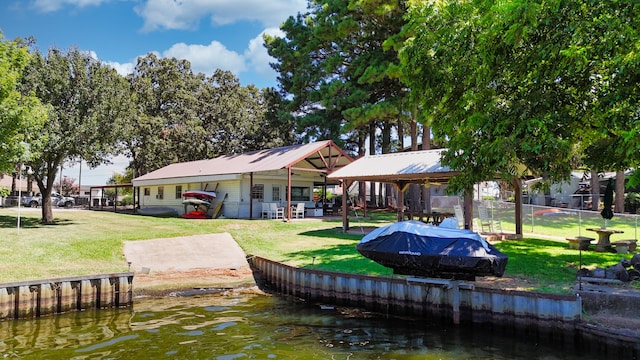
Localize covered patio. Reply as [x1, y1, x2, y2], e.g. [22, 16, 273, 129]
[327, 149, 524, 236]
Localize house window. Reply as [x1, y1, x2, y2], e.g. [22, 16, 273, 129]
[144, 187, 150, 196]
[157, 186, 164, 200]
[175, 185, 182, 199]
[252, 184, 264, 202]
[288, 186, 310, 202]
[272, 186, 281, 202]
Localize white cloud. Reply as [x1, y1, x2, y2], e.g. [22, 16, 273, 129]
[106, 33, 281, 85]
[30, 0, 108, 13]
[106, 61, 135, 76]
[162, 41, 246, 76]
[135, 0, 307, 31]
[245, 28, 283, 77]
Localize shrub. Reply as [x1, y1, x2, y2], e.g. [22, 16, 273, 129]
[118, 195, 133, 206]
[624, 192, 640, 213]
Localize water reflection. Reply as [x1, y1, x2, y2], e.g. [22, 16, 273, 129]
[0, 291, 626, 359]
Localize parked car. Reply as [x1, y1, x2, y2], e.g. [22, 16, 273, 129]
[22, 192, 75, 208]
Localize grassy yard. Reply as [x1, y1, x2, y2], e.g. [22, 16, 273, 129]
[0, 207, 628, 294]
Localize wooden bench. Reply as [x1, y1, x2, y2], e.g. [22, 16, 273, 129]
[566, 236, 595, 250]
[611, 240, 638, 254]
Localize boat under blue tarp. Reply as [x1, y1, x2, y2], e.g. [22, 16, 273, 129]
[357, 220, 508, 280]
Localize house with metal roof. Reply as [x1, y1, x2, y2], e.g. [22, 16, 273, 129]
[132, 140, 353, 219]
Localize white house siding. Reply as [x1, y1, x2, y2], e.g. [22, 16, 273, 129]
[243, 171, 319, 219]
[136, 175, 239, 216]
[135, 169, 331, 219]
[525, 172, 585, 207]
[138, 184, 182, 214]
[211, 180, 241, 219]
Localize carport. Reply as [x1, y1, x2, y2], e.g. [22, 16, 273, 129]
[89, 183, 134, 213]
[327, 149, 524, 236]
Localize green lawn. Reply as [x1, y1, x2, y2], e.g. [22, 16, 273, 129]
[0, 207, 627, 294]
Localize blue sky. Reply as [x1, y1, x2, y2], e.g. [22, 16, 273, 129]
[0, 0, 308, 185]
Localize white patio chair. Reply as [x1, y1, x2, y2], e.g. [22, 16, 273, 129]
[477, 204, 501, 233]
[270, 202, 284, 219]
[261, 202, 271, 219]
[292, 202, 305, 218]
[453, 204, 464, 229]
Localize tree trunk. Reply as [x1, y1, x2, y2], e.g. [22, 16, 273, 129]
[397, 118, 404, 150]
[409, 116, 420, 212]
[590, 169, 600, 212]
[11, 172, 17, 195]
[368, 124, 376, 208]
[41, 192, 54, 222]
[615, 170, 625, 213]
[421, 124, 431, 150]
[382, 122, 392, 208]
[392, 118, 403, 210]
[357, 133, 366, 210]
[38, 166, 59, 224]
[27, 175, 33, 194]
[421, 124, 432, 213]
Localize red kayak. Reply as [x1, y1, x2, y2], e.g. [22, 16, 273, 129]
[183, 190, 216, 201]
[182, 210, 207, 219]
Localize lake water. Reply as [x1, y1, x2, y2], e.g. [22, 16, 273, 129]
[0, 291, 625, 359]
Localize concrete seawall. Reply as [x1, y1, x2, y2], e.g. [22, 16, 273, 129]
[0, 273, 134, 320]
[248, 256, 580, 327]
[248, 256, 640, 354]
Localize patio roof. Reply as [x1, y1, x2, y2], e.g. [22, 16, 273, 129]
[327, 148, 459, 188]
[327, 148, 524, 237]
[134, 140, 353, 183]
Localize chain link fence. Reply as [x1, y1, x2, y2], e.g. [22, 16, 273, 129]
[479, 200, 640, 241]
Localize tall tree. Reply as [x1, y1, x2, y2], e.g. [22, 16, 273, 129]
[0, 33, 46, 174]
[126, 54, 206, 177]
[265, 0, 408, 155]
[573, 2, 640, 187]
[199, 70, 295, 155]
[400, 0, 640, 195]
[20, 47, 131, 223]
[125, 55, 291, 177]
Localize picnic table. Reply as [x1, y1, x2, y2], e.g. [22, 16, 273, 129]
[586, 228, 624, 252]
[405, 211, 454, 225]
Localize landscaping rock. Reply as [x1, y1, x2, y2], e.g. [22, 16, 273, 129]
[614, 263, 629, 282]
[578, 254, 640, 283]
[592, 268, 606, 278]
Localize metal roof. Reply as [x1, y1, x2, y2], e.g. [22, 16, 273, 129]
[133, 140, 353, 182]
[327, 149, 458, 184]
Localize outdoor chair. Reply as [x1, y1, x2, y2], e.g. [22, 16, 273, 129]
[292, 202, 305, 218]
[261, 202, 271, 219]
[477, 204, 501, 233]
[453, 204, 464, 229]
[270, 202, 284, 219]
